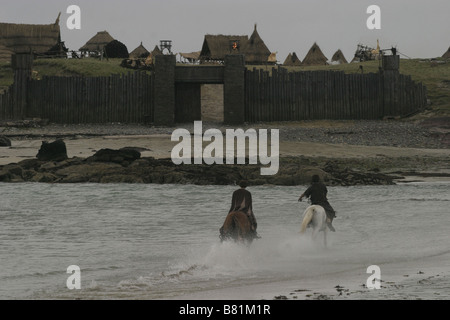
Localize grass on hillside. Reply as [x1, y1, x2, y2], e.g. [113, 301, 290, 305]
[0, 58, 127, 89]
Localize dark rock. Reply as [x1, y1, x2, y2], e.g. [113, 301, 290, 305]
[88, 148, 141, 164]
[55, 162, 123, 182]
[17, 159, 44, 170]
[30, 172, 58, 183]
[22, 170, 37, 180]
[4, 164, 23, 177]
[36, 140, 68, 162]
[0, 135, 11, 147]
[0, 169, 11, 182]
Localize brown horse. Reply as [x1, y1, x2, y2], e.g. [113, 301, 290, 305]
[219, 211, 255, 244]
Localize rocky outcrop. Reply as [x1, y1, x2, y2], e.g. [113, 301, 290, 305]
[0, 151, 397, 186]
[0, 138, 400, 185]
[0, 135, 11, 147]
[87, 148, 141, 165]
[36, 139, 68, 161]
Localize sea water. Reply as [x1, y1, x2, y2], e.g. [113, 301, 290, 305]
[0, 182, 449, 300]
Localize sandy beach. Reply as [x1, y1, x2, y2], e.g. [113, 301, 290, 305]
[1, 120, 449, 182]
[2, 134, 450, 164]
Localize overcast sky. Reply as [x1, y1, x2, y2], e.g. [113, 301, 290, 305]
[2, 0, 449, 61]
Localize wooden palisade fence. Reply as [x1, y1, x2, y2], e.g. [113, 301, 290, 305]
[0, 54, 427, 124]
[26, 71, 154, 123]
[0, 87, 13, 120]
[244, 67, 427, 122]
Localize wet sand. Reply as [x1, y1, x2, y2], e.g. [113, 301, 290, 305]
[167, 251, 450, 300]
[2, 134, 450, 163]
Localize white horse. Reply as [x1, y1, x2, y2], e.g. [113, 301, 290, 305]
[299, 205, 328, 247]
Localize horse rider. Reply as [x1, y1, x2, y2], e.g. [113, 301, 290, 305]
[298, 175, 336, 232]
[228, 180, 260, 238]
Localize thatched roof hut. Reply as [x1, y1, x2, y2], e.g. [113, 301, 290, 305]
[79, 31, 114, 53]
[199, 25, 273, 65]
[302, 42, 328, 66]
[331, 49, 348, 64]
[199, 34, 248, 63]
[283, 52, 302, 66]
[129, 42, 150, 59]
[104, 40, 128, 59]
[0, 14, 62, 60]
[442, 47, 450, 59]
[151, 45, 162, 56]
[144, 46, 164, 66]
[242, 24, 272, 65]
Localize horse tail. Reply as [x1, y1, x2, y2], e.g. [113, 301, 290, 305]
[300, 207, 314, 234]
[232, 214, 241, 238]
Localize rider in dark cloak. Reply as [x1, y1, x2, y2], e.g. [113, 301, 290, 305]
[298, 175, 336, 232]
[221, 180, 260, 239]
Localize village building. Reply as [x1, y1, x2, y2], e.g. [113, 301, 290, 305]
[283, 52, 302, 66]
[179, 51, 201, 64]
[0, 13, 66, 61]
[302, 42, 328, 66]
[442, 46, 450, 59]
[79, 31, 115, 57]
[104, 40, 129, 59]
[144, 45, 163, 66]
[129, 42, 150, 59]
[241, 24, 272, 65]
[199, 24, 274, 65]
[331, 49, 348, 64]
[199, 34, 248, 64]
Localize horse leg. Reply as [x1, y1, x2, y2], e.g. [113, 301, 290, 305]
[311, 227, 319, 241]
[323, 228, 327, 248]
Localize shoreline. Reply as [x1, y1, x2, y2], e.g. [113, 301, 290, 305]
[1, 120, 449, 185]
[166, 251, 450, 300]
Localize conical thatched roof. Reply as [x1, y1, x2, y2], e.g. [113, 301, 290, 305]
[242, 24, 271, 64]
[151, 45, 162, 56]
[283, 52, 302, 66]
[144, 46, 164, 65]
[199, 34, 248, 62]
[0, 16, 61, 57]
[442, 47, 450, 59]
[129, 42, 150, 59]
[302, 42, 328, 66]
[331, 49, 348, 64]
[79, 31, 114, 52]
[0, 44, 14, 61]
